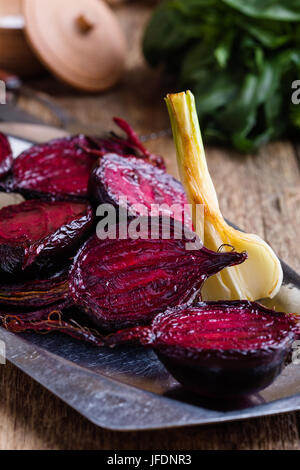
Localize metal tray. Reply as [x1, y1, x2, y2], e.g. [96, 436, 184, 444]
[0, 136, 299, 431]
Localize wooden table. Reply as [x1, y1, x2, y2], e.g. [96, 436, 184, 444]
[0, 1, 300, 450]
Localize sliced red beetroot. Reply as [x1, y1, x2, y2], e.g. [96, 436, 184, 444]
[146, 301, 299, 397]
[101, 301, 299, 397]
[89, 154, 193, 230]
[0, 133, 13, 179]
[0, 274, 69, 309]
[83, 117, 165, 169]
[9, 118, 164, 200]
[0, 200, 93, 277]
[9, 135, 97, 200]
[69, 218, 247, 331]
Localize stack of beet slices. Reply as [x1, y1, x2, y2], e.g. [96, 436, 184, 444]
[2, 118, 164, 200]
[0, 119, 298, 399]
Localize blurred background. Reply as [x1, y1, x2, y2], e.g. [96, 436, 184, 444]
[0, 0, 171, 153]
[1, 0, 299, 154]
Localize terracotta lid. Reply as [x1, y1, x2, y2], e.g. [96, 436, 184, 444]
[22, 0, 127, 92]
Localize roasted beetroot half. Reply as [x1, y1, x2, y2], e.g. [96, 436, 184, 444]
[3, 299, 298, 398]
[83, 117, 165, 169]
[89, 154, 192, 230]
[0, 200, 93, 278]
[9, 135, 97, 200]
[0, 133, 13, 179]
[69, 218, 247, 331]
[145, 301, 299, 397]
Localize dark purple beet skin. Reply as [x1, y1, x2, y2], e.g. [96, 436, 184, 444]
[69, 218, 247, 331]
[8, 135, 97, 200]
[89, 153, 193, 230]
[0, 133, 13, 179]
[147, 302, 299, 397]
[0, 200, 93, 278]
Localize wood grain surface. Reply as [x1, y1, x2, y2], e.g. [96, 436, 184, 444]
[0, 0, 300, 450]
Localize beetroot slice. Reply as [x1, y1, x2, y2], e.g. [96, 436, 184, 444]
[0, 133, 13, 179]
[9, 135, 97, 200]
[148, 301, 299, 397]
[89, 154, 193, 230]
[0, 274, 69, 309]
[0, 200, 93, 277]
[69, 218, 247, 331]
[83, 117, 165, 169]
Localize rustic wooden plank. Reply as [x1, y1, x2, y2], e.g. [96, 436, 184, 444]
[0, 0, 299, 451]
[0, 362, 299, 450]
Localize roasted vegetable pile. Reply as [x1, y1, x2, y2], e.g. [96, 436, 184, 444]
[0, 107, 298, 398]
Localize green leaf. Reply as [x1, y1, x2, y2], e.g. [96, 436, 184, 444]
[222, 0, 300, 21]
[143, 0, 300, 152]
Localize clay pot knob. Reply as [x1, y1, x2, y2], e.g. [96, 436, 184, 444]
[76, 13, 94, 34]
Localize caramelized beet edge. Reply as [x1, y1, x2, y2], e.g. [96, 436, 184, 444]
[89, 153, 192, 230]
[0, 133, 13, 179]
[0, 200, 94, 278]
[69, 217, 247, 331]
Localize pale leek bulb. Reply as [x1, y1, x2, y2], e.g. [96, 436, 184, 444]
[165, 91, 283, 301]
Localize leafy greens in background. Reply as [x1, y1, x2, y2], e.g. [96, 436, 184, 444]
[143, 0, 300, 152]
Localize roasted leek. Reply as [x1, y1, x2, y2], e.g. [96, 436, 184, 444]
[166, 91, 283, 301]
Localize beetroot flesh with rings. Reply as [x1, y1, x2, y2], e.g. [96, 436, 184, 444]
[89, 154, 192, 230]
[149, 302, 300, 397]
[0, 200, 93, 278]
[0, 133, 13, 179]
[69, 218, 247, 331]
[107, 301, 300, 397]
[9, 135, 97, 200]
